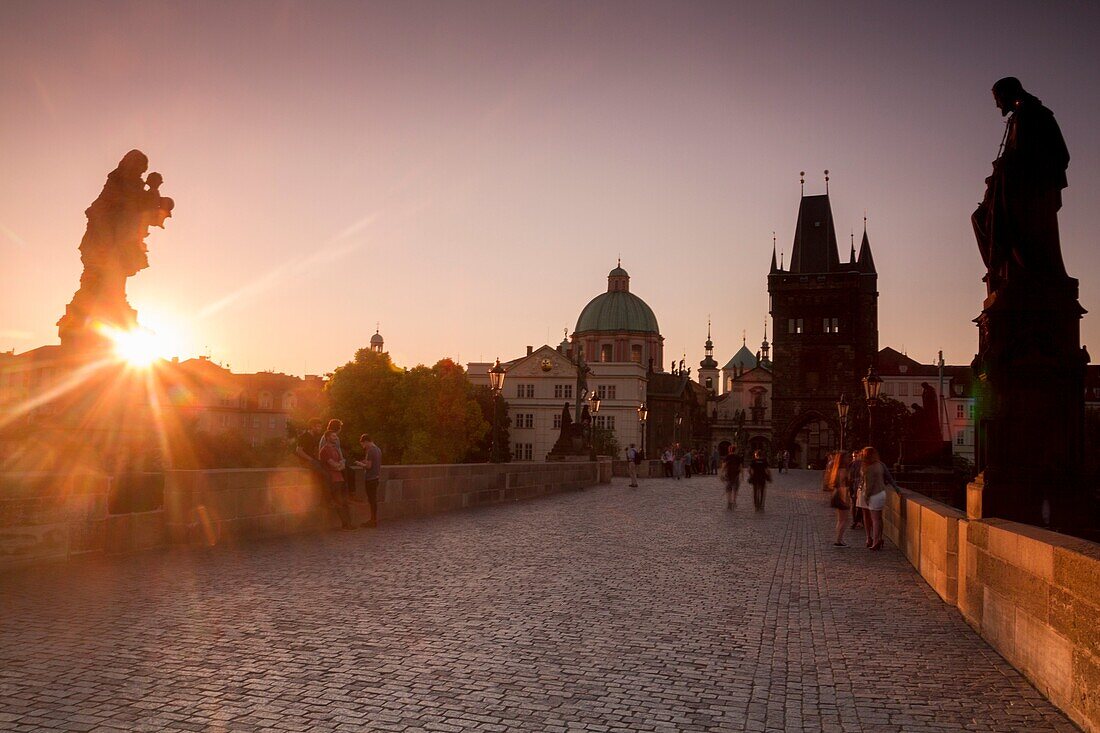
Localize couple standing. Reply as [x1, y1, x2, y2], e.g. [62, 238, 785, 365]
[826, 446, 896, 549]
[296, 418, 382, 530]
[722, 447, 771, 511]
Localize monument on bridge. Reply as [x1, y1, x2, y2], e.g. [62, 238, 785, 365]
[57, 149, 174, 352]
[969, 77, 1092, 529]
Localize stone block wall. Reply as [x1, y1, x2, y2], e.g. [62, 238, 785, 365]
[0, 472, 112, 568]
[2, 462, 601, 567]
[885, 486, 1100, 732]
[611, 459, 664, 479]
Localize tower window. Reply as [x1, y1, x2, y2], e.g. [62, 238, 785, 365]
[824, 318, 839, 334]
[600, 344, 613, 362]
[788, 319, 803, 334]
[630, 344, 643, 363]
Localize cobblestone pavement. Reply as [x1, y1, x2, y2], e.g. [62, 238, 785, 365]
[0, 471, 1079, 732]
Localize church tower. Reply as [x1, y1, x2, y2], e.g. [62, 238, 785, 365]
[698, 319, 719, 394]
[768, 177, 878, 468]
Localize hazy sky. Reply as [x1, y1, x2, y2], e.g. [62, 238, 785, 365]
[2, 1, 1099, 375]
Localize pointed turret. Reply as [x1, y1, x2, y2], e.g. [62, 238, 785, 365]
[700, 319, 718, 369]
[770, 232, 779, 273]
[857, 226, 876, 274]
[789, 194, 841, 274]
[849, 232, 856, 266]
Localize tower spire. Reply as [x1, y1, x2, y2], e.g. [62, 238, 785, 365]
[770, 232, 779, 273]
[850, 231, 856, 264]
[824, 169, 830, 194]
[800, 170, 805, 196]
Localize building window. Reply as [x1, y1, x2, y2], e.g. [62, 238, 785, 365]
[514, 443, 533, 461]
[597, 385, 617, 400]
[956, 431, 966, 446]
[600, 344, 613, 362]
[252, 415, 260, 428]
[595, 415, 616, 430]
[899, 383, 909, 397]
[514, 413, 534, 429]
[788, 319, 803, 334]
[259, 392, 273, 409]
[824, 317, 839, 334]
[553, 413, 562, 429]
[631, 345, 643, 363]
[968, 404, 974, 419]
[515, 383, 534, 398]
[956, 404, 964, 418]
[269, 417, 276, 430]
[554, 384, 574, 400]
[283, 393, 296, 410]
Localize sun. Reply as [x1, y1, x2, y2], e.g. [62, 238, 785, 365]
[97, 322, 180, 368]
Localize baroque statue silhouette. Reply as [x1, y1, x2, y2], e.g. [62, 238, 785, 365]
[57, 150, 174, 350]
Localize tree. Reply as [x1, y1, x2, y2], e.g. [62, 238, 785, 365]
[465, 386, 511, 463]
[325, 350, 490, 465]
[845, 396, 910, 465]
[592, 425, 620, 458]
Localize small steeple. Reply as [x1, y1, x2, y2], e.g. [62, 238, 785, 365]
[857, 217, 876, 274]
[770, 232, 779, 273]
[849, 231, 856, 265]
[700, 317, 718, 370]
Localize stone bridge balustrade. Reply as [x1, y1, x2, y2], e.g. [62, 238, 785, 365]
[1, 461, 602, 569]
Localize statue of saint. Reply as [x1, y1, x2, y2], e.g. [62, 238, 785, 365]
[973, 77, 1069, 293]
[59, 150, 174, 348]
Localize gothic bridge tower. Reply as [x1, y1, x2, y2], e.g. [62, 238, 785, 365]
[768, 180, 878, 468]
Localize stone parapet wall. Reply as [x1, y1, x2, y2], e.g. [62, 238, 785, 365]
[610, 459, 664, 479]
[0, 472, 165, 569]
[886, 486, 1100, 732]
[1, 461, 600, 569]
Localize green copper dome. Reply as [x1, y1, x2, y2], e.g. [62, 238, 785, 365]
[575, 291, 660, 333]
[575, 265, 660, 334]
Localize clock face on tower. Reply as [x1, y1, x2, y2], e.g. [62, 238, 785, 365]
[540, 358, 553, 372]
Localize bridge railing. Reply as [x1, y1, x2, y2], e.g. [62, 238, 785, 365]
[885, 486, 1100, 732]
[1, 460, 606, 571]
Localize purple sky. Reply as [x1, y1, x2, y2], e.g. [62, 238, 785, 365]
[2, 1, 1099, 374]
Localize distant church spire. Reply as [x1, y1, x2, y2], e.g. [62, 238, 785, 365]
[770, 232, 779, 273]
[824, 169, 830, 194]
[850, 231, 856, 264]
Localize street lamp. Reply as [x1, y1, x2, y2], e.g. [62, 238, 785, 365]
[587, 391, 602, 459]
[836, 394, 849, 453]
[862, 366, 883, 448]
[488, 358, 506, 462]
[637, 402, 647, 459]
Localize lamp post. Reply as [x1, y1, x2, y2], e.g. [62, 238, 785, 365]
[637, 402, 647, 459]
[836, 394, 849, 453]
[488, 358, 507, 462]
[861, 366, 883, 449]
[588, 391, 602, 459]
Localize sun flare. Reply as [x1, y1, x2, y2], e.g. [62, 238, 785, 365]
[97, 323, 179, 368]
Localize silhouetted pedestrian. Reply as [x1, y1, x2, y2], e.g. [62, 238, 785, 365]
[749, 449, 771, 511]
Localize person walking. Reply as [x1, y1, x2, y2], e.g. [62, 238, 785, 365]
[662, 447, 674, 478]
[723, 446, 744, 510]
[684, 447, 694, 479]
[848, 449, 865, 529]
[352, 433, 382, 528]
[857, 446, 888, 550]
[780, 449, 790, 473]
[826, 451, 853, 546]
[748, 449, 771, 511]
[709, 446, 719, 476]
[673, 445, 684, 480]
[625, 443, 640, 488]
[319, 429, 354, 530]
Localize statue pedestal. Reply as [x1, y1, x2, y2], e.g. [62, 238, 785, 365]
[972, 277, 1093, 529]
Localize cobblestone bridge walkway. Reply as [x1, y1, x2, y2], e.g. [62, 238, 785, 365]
[0, 471, 1078, 732]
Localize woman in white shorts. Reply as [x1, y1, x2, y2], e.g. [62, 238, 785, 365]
[857, 446, 887, 550]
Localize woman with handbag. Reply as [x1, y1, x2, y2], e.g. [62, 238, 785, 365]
[826, 451, 852, 546]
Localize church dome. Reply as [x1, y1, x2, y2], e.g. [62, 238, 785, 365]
[575, 265, 660, 334]
[370, 330, 384, 345]
[722, 343, 758, 371]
